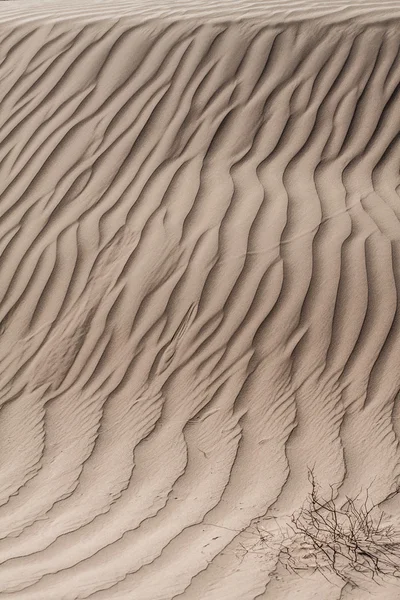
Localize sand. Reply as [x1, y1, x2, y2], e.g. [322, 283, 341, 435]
[0, 1, 400, 598]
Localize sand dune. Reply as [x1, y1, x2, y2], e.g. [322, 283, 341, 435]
[1, 2, 400, 598]
[2, 0, 400, 24]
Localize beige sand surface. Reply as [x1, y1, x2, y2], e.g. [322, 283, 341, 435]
[1, 1, 400, 598]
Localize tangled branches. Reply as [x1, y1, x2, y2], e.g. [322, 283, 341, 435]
[276, 470, 400, 587]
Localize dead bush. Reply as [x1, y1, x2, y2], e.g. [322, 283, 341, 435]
[276, 469, 400, 587]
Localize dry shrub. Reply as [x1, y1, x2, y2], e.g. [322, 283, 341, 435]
[276, 469, 400, 587]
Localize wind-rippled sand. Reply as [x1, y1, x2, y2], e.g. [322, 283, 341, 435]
[1, 1, 400, 598]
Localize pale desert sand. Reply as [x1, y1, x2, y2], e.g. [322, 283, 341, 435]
[1, 1, 400, 598]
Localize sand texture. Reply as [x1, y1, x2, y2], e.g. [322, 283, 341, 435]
[1, 2, 400, 598]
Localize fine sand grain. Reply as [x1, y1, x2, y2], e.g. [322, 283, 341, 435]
[1, 1, 400, 599]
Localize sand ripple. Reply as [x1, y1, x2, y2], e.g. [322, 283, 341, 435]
[0, 8, 400, 599]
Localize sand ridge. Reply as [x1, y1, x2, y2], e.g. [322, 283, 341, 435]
[0, 5, 400, 600]
[1, 0, 400, 24]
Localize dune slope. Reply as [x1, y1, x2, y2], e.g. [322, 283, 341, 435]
[1, 2, 400, 598]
